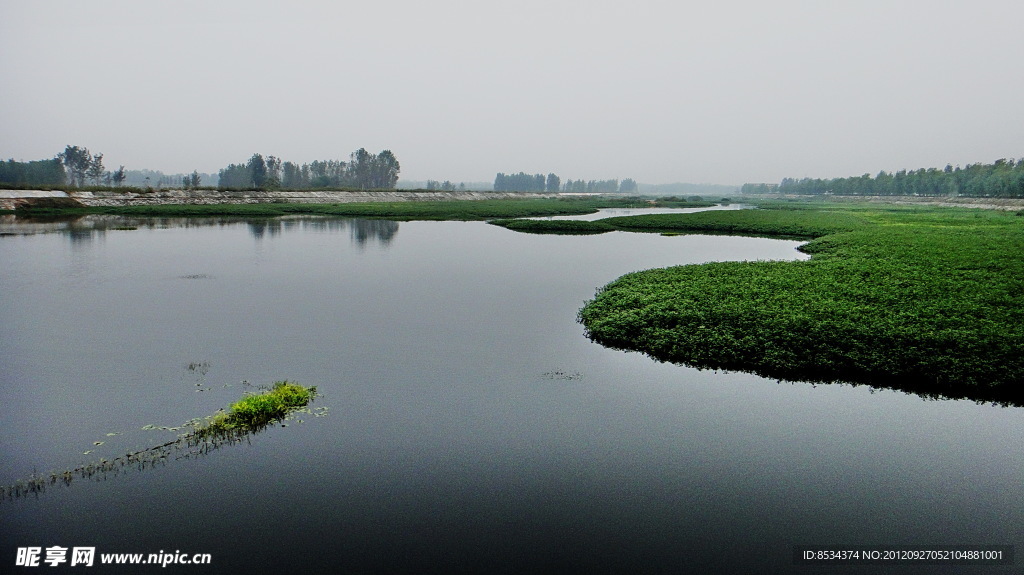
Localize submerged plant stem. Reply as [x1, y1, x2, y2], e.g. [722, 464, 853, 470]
[1, 381, 317, 502]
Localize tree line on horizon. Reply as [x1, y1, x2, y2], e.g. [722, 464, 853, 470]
[0, 145, 211, 190]
[0, 145, 400, 191]
[0, 145, 126, 188]
[494, 172, 638, 194]
[217, 149, 400, 190]
[425, 180, 468, 191]
[741, 158, 1024, 198]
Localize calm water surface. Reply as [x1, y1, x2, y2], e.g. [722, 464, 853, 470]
[1, 212, 1021, 573]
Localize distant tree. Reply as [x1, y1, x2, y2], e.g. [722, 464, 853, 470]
[307, 159, 346, 188]
[217, 163, 250, 189]
[349, 148, 373, 189]
[546, 173, 560, 193]
[619, 178, 638, 193]
[86, 153, 105, 185]
[765, 158, 1024, 198]
[373, 149, 401, 189]
[216, 148, 400, 191]
[344, 148, 400, 189]
[0, 157, 66, 187]
[281, 161, 306, 189]
[582, 179, 619, 194]
[247, 153, 267, 188]
[112, 165, 126, 187]
[495, 171, 548, 192]
[265, 155, 282, 188]
[59, 145, 92, 187]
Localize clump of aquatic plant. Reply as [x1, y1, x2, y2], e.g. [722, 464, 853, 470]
[1, 381, 318, 502]
[190, 381, 315, 439]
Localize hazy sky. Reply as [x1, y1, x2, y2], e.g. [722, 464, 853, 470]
[2, 0, 1021, 185]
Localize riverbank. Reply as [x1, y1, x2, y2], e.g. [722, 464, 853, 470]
[0, 189, 559, 211]
[2, 192, 684, 221]
[5, 189, 1024, 212]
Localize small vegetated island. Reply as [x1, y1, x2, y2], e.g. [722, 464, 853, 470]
[556, 203, 1024, 405]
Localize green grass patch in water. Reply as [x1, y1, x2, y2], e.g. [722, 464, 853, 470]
[577, 203, 1024, 404]
[488, 218, 616, 235]
[191, 381, 315, 439]
[2, 381, 318, 502]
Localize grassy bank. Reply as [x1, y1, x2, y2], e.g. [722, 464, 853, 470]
[576, 203, 1024, 403]
[11, 196, 700, 220]
[489, 204, 866, 237]
[488, 218, 617, 234]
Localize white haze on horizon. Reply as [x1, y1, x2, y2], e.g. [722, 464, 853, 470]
[1, 0, 1021, 186]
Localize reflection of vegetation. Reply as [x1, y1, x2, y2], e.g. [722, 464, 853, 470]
[350, 219, 399, 245]
[1, 382, 319, 502]
[243, 217, 401, 246]
[577, 203, 1024, 405]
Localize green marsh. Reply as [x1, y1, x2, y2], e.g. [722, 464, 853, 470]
[575, 203, 1024, 403]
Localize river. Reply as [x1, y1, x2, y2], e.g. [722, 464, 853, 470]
[1, 211, 1021, 573]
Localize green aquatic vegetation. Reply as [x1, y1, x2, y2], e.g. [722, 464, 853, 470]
[488, 218, 616, 234]
[490, 205, 867, 238]
[600, 209, 868, 238]
[577, 204, 1024, 404]
[1, 381, 317, 502]
[191, 381, 315, 438]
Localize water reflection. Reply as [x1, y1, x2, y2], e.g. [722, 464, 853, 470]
[246, 217, 398, 245]
[348, 218, 398, 246]
[0, 214, 400, 247]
